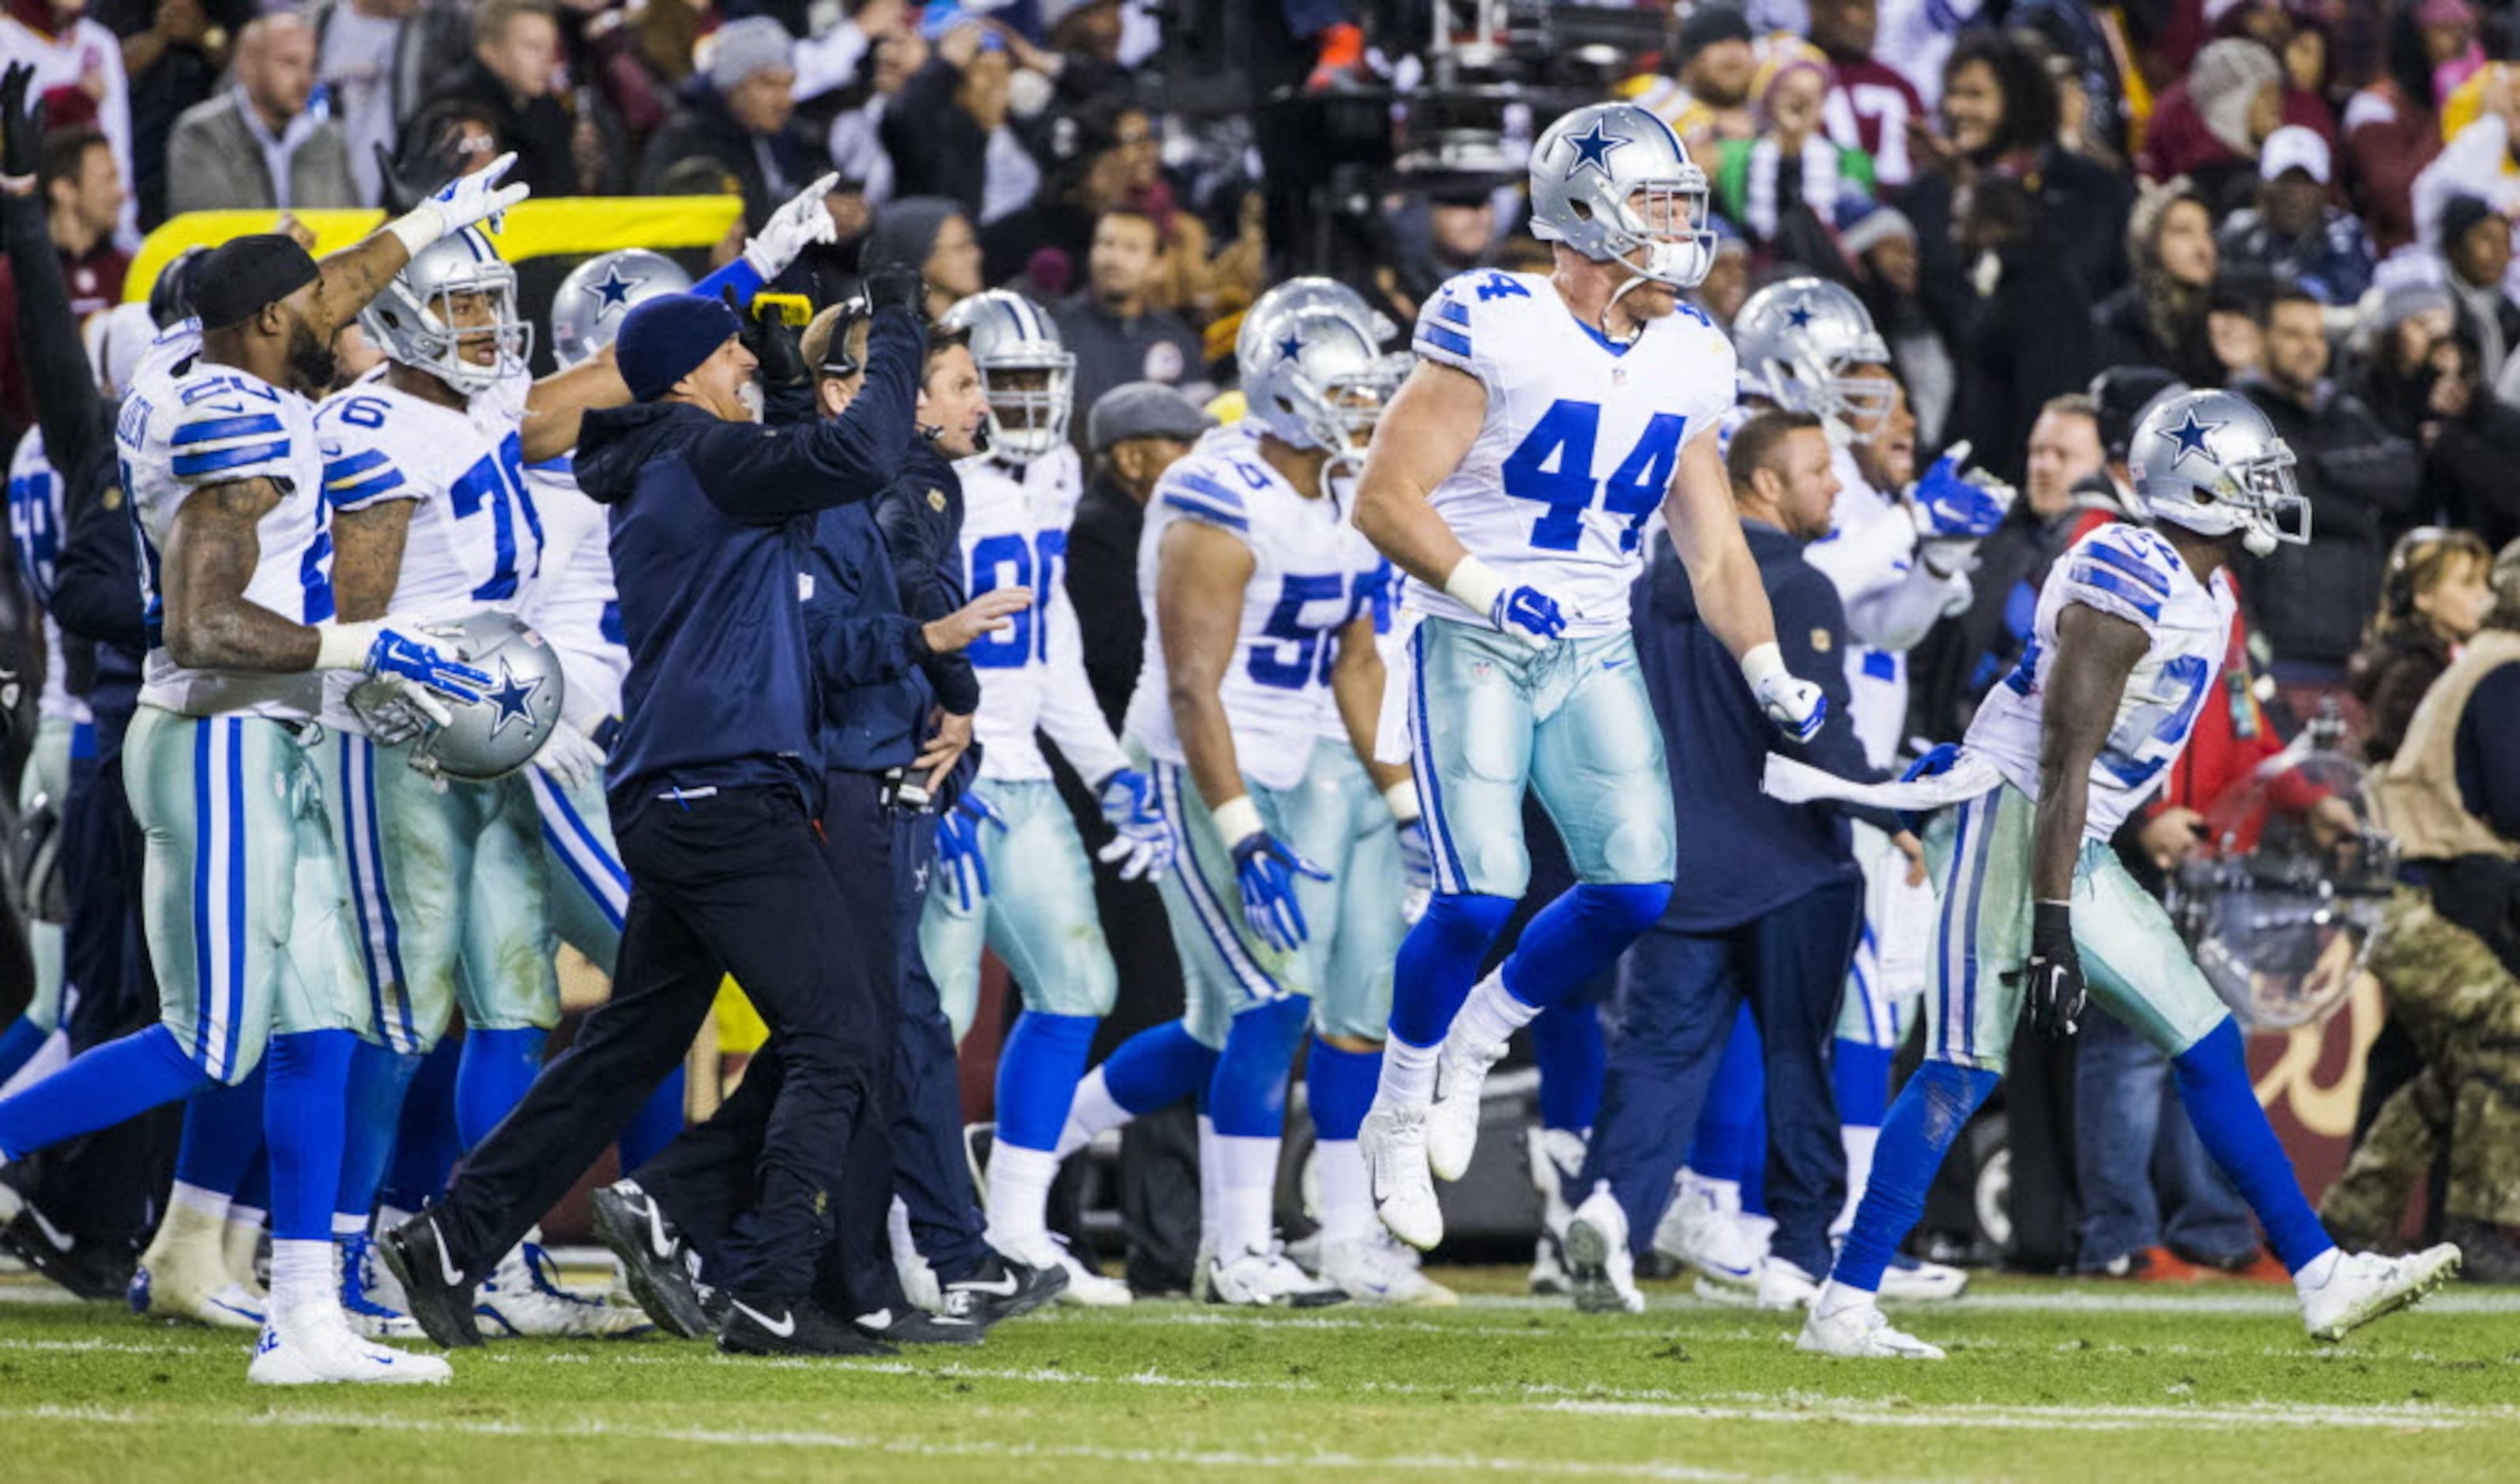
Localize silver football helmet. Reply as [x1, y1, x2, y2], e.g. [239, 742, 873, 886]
[1731, 277, 1896, 443]
[1236, 277, 1398, 377]
[937, 290, 1074, 463]
[2129, 389, 2309, 558]
[551, 249, 694, 369]
[360, 227, 533, 397]
[410, 612, 565, 783]
[1241, 304, 1403, 495]
[1527, 102, 1716, 290]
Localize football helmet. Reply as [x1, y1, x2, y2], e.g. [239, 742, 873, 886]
[1237, 277, 1399, 377]
[1732, 277, 1896, 442]
[406, 612, 565, 783]
[1526, 102, 1716, 289]
[1240, 303, 1401, 492]
[938, 289, 1074, 463]
[360, 227, 533, 397]
[2129, 389, 2309, 558]
[551, 249, 694, 370]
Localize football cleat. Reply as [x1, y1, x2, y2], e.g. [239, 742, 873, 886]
[1526, 1126, 1584, 1296]
[590, 1179, 714, 1339]
[996, 1231, 1132, 1307]
[718, 1298, 895, 1359]
[1424, 1038, 1503, 1182]
[3, 1202, 134, 1301]
[939, 1250, 1067, 1328]
[476, 1241, 652, 1338]
[1529, 1229, 1572, 1297]
[338, 1234, 423, 1340]
[1797, 1294, 1946, 1359]
[1359, 1103, 1443, 1251]
[2300, 1245, 2462, 1342]
[1565, 1182, 1644, 1315]
[1206, 1245, 1349, 1308]
[1652, 1168, 1762, 1291]
[248, 1304, 452, 1386]
[853, 1305, 985, 1346]
[1757, 1257, 1821, 1312]
[1319, 1230, 1457, 1306]
[1877, 1252, 1971, 1301]
[131, 1212, 265, 1331]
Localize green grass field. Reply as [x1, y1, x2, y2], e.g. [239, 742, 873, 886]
[5, 1267, 2517, 1481]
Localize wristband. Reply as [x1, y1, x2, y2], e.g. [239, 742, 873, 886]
[1210, 794, 1264, 849]
[1738, 640, 1787, 691]
[313, 620, 382, 672]
[0, 174, 33, 198]
[383, 203, 446, 258]
[1382, 781, 1421, 824]
[1442, 556, 1506, 622]
[2032, 898, 2074, 951]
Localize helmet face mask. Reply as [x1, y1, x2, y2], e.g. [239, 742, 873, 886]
[361, 229, 532, 397]
[1734, 278, 1893, 444]
[938, 290, 1074, 464]
[2130, 390, 2311, 557]
[1528, 104, 1718, 290]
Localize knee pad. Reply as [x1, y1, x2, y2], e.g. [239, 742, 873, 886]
[1414, 892, 1516, 952]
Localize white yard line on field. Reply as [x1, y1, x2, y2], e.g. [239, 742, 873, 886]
[1543, 1397, 2518, 1432]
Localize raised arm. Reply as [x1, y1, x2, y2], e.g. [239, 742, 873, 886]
[0, 67, 107, 480]
[307, 154, 533, 341]
[691, 309, 924, 522]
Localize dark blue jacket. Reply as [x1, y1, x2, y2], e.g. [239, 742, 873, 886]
[871, 443, 978, 716]
[1637, 520, 1895, 932]
[805, 502, 933, 772]
[578, 310, 923, 823]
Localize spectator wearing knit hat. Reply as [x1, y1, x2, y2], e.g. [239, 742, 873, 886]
[1622, 4, 1755, 158]
[860, 194, 983, 322]
[639, 14, 827, 227]
[2437, 192, 2520, 389]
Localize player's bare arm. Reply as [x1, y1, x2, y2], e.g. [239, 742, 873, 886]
[1352, 360, 1485, 592]
[326, 500, 416, 623]
[1328, 611, 1409, 794]
[2030, 601, 2151, 903]
[521, 350, 629, 464]
[1663, 426, 1779, 661]
[308, 153, 529, 339]
[1156, 517, 1258, 812]
[159, 477, 320, 672]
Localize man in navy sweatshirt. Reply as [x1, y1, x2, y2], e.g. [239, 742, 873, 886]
[385, 273, 930, 1362]
[1565, 409, 1921, 1315]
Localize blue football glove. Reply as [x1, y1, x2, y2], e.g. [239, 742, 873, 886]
[1230, 831, 1332, 953]
[935, 791, 1006, 912]
[1490, 584, 1569, 646]
[1094, 768, 1176, 882]
[1910, 440, 2017, 576]
[365, 628, 491, 706]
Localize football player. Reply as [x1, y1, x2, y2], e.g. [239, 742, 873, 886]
[1779, 390, 2463, 1357]
[917, 289, 1169, 1306]
[1346, 101, 1822, 1252]
[0, 150, 529, 1381]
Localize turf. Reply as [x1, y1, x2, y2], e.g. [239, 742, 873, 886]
[4, 1267, 2517, 1482]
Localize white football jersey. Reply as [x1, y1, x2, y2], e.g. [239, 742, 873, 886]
[9, 428, 89, 724]
[1125, 425, 1361, 793]
[117, 322, 333, 721]
[1403, 269, 1735, 636]
[956, 444, 1128, 785]
[518, 454, 626, 733]
[1801, 447, 1955, 770]
[1965, 523, 2236, 841]
[1314, 520, 1396, 744]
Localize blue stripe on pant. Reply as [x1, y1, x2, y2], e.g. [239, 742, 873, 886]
[1574, 879, 1863, 1279]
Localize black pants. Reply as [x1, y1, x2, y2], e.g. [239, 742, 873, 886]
[436, 784, 882, 1305]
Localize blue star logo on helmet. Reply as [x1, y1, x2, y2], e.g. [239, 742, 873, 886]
[1276, 333, 1303, 362]
[483, 662, 542, 737]
[1562, 119, 1628, 180]
[1786, 301, 1814, 330]
[586, 262, 644, 321]
[2159, 408, 2223, 469]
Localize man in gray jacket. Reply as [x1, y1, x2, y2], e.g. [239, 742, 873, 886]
[167, 13, 358, 215]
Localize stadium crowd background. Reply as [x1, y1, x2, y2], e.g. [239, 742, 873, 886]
[0, 0, 2514, 1293]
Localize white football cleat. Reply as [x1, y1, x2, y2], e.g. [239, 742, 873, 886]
[1320, 1230, 1458, 1307]
[475, 1242, 651, 1338]
[1877, 1252, 1971, 1301]
[1757, 1257, 1821, 1311]
[339, 1234, 424, 1341]
[1206, 1245, 1349, 1308]
[1359, 1103, 1444, 1251]
[2300, 1245, 2462, 1342]
[1424, 1038, 1503, 1182]
[996, 1231, 1132, 1307]
[1525, 1126, 1584, 1295]
[130, 1214, 264, 1331]
[1797, 1294, 1946, 1359]
[1652, 1168, 1761, 1292]
[1565, 1183, 1644, 1315]
[248, 1304, 451, 1386]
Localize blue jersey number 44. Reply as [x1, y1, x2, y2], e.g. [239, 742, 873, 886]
[1500, 400, 1687, 555]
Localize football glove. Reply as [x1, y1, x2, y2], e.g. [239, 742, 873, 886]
[1910, 440, 2017, 576]
[1094, 768, 1175, 882]
[2024, 899, 2085, 1039]
[418, 152, 528, 239]
[936, 791, 1006, 913]
[345, 675, 443, 745]
[531, 724, 605, 791]
[364, 627, 492, 706]
[1445, 556, 1569, 649]
[740, 172, 842, 281]
[1229, 829, 1332, 953]
[1741, 642, 1825, 744]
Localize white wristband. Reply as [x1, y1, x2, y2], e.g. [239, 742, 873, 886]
[313, 620, 382, 672]
[383, 203, 446, 258]
[1382, 781, 1421, 824]
[1739, 641, 1789, 691]
[1442, 556, 1505, 623]
[1210, 794, 1264, 849]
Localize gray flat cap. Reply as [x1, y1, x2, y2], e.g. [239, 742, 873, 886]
[1087, 381, 1216, 452]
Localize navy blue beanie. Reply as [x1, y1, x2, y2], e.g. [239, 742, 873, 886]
[617, 293, 742, 402]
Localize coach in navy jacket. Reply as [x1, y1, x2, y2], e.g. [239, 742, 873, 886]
[1576, 409, 1912, 1292]
[388, 287, 929, 1357]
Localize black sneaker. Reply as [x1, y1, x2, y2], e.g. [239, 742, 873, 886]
[0, 1203, 134, 1302]
[939, 1249, 1067, 1328]
[377, 1210, 484, 1348]
[590, 1180, 713, 1340]
[853, 1306, 985, 1346]
[718, 1297, 897, 1358]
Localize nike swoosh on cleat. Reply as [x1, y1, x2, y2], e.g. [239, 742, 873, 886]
[429, 1223, 465, 1287]
[953, 1273, 1020, 1298]
[24, 1207, 73, 1251]
[643, 1201, 674, 1259]
[733, 1301, 796, 1338]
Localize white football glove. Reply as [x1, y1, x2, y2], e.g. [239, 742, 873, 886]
[742, 172, 842, 281]
[385, 153, 530, 254]
[532, 723, 606, 792]
[1742, 642, 1826, 744]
